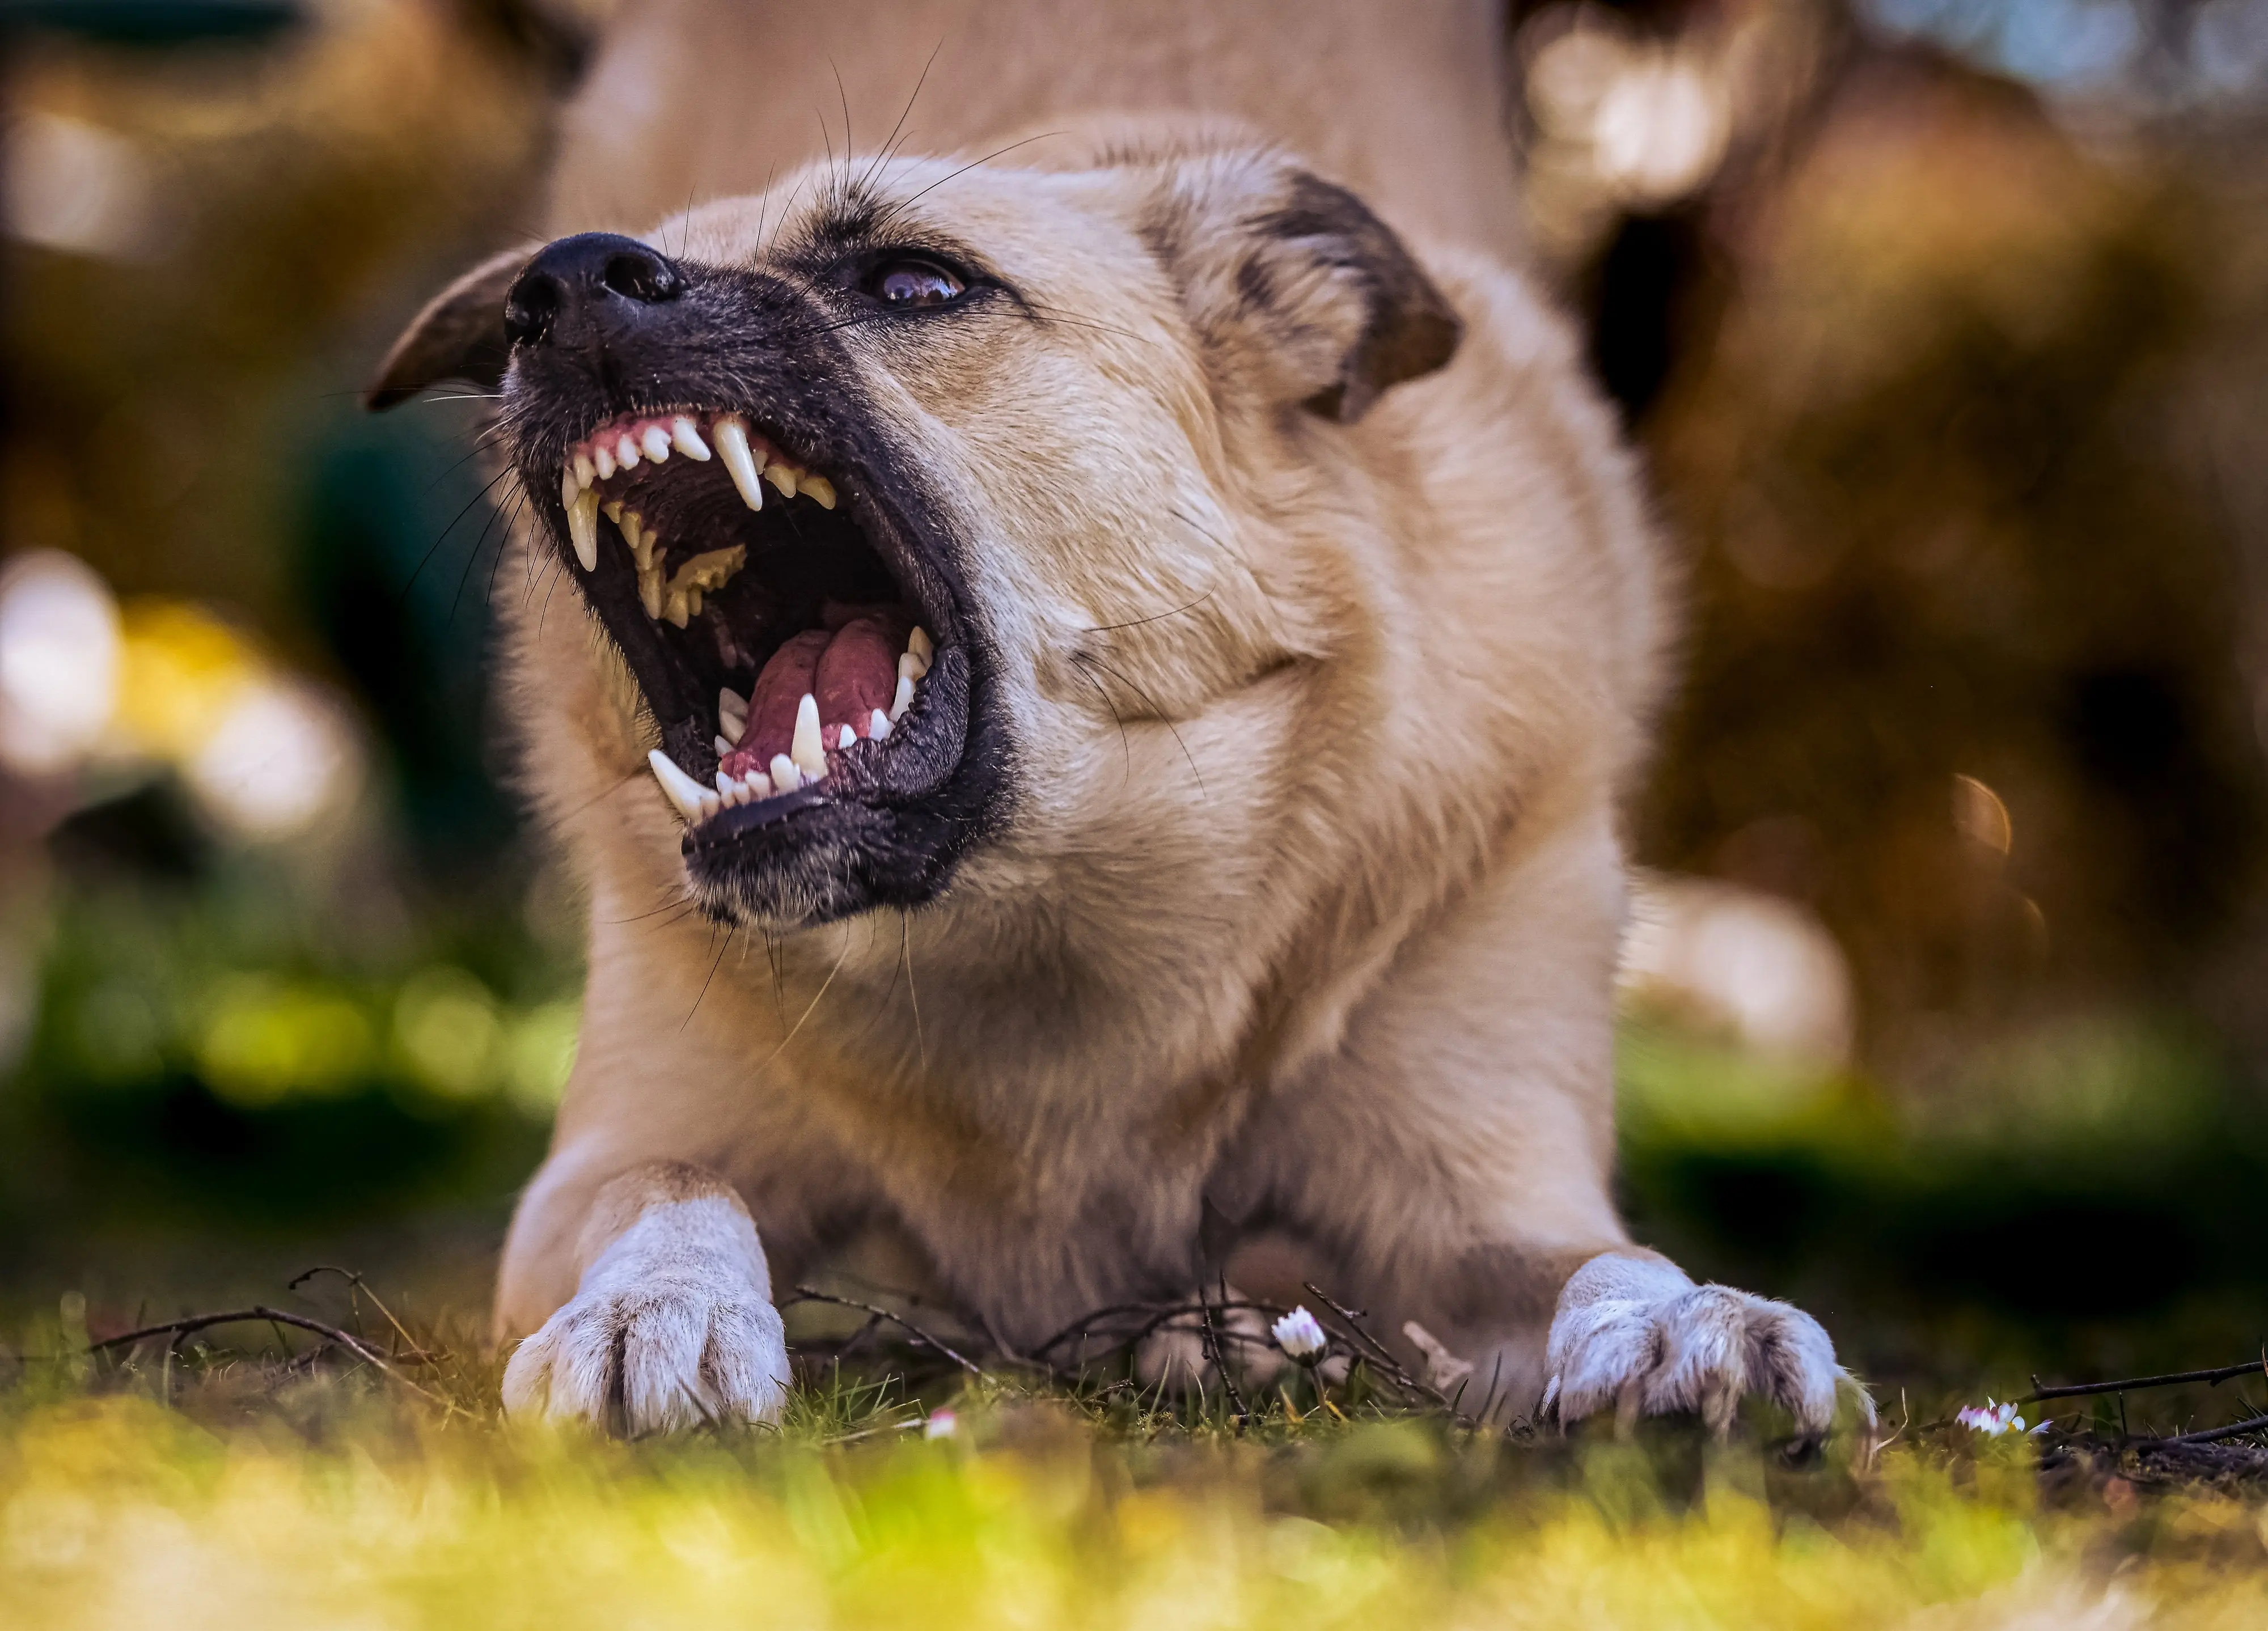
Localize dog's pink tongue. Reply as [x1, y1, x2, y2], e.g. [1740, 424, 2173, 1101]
[726, 612, 910, 774]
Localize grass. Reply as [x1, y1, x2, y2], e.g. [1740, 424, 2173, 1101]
[2, 1308, 2266, 1631]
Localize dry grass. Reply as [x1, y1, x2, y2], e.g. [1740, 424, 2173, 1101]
[2, 1304, 2266, 1631]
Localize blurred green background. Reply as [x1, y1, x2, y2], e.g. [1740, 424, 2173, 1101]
[0, 0, 2261, 1403]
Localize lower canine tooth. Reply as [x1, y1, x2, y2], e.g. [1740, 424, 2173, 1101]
[769, 753, 801, 793]
[790, 693, 826, 776]
[647, 748, 710, 821]
[567, 490, 599, 572]
[889, 673, 915, 721]
[714, 417, 764, 511]
[641, 425, 672, 462]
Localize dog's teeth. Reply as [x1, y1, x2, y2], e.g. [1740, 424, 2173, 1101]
[561, 466, 581, 507]
[664, 589, 690, 628]
[646, 748, 710, 822]
[763, 461, 798, 499]
[616, 433, 641, 471]
[699, 790, 721, 819]
[714, 769, 742, 804]
[594, 443, 616, 481]
[742, 768, 772, 799]
[602, 499, 623, 524]
[769, 753, 801, 793]
[637, 561, 665, 619]
[836, 723, 856, 751]
[896, 650, 929, 684]
[866, 709, 892, 740]
[714, 734, 736, 759]
[621, 510, 642, 550]
[713, 417, 765, 511]
[889, 673, 915, 721]
[908, 626, 933, 664]
[574, 452, 596, 489]
[641, 424, 672, 463]
[802, 475, 836, 510]
[671, 416, 712, 460]
[791, 693, 826, 778]
[718, 687, 748, 742]
[566, 490, 599, 572]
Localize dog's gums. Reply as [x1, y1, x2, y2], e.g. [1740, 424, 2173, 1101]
[555, 406, 933, 827]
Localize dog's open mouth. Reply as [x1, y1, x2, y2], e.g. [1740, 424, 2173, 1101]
[544, 405, 960, 844]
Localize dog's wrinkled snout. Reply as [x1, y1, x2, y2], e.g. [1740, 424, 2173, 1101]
[504, 232, 684, 350]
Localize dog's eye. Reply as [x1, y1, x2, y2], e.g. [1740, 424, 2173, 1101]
[864, 259, 964, 308]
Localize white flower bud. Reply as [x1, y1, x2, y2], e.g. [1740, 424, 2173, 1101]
[1271, 1306, 1327, 1360]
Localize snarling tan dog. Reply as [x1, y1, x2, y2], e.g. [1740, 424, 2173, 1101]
[371, 0, 1867, 1436]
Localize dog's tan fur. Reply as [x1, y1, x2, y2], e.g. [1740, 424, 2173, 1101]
[399, 0, 1863, 1431]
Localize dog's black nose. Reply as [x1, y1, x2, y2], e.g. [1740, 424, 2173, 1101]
[504, 232, 684, 349]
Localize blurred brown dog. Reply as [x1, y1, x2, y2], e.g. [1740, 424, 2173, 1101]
[371, 0, 1867, 1435]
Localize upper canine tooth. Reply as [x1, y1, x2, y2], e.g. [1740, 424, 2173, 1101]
[647, 748, 710, 822]
[714, 734, 736, 759]
[573, 452, 596, 489]
[713, 417, 764, 511]
[763, 461, 798, 499]
[908, 626, 933, 664]
[718, 687, 748, 742]
[889, 672, 915, 721]
[671, 417, 712, 460]
[560, 466, 581, 507]
[566, 490, 600, 572]
[594, 443, 616, 481]
[802, 475, 836, 510]
[641, 425, 672, 463]
[790, 693, 826, 777]
[616, 433, 641, 470]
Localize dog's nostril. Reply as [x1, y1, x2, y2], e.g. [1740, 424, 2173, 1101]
[602, 249, 681, 304]
[503, 272, 562, 348]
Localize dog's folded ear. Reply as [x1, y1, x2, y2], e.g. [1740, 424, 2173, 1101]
[1155, 157, 1462, 423]
[365, 245, 535, 411]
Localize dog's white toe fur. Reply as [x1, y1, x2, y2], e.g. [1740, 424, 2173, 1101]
[501, 1195, 790, 1434]
[1542, 1253, 1869, 1439]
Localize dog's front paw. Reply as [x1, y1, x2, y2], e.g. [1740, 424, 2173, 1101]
[502, 1197, 790, 1434]
[1542, 1253, 1869, 1439]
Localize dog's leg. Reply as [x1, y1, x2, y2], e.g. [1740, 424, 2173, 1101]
[499, 1161, 790, 1433]
[1242, 794, 1869, 1437]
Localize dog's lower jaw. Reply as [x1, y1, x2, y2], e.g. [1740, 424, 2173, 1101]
[501, 1176, 790, 1434]
[1539, 1253, 1872, 1442]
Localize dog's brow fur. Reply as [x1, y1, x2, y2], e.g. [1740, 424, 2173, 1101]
[384, 0, 1865, 1439]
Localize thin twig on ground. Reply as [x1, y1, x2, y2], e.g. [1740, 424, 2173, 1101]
[2025, 1357, 2268, 1404]
[2140, 1413, 2268, 1449]
[1198, 1277, 1249, 1425]
[786, 1287, 985, 1378]
[1301, 1282, 1459, 1414]
[84, 1306, 457, 1411]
